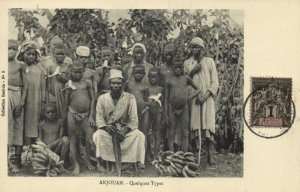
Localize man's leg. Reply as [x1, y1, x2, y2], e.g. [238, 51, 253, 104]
[152, 112, 162, 159]
[168, 109, 176, 152]
[67, 112, 80, 175]
[181, 107, 189, 152]
[82, 118, 96, 170]
[205, 130, 217, 165]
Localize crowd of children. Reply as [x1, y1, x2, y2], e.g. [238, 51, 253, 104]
[8, 36, 219, 175]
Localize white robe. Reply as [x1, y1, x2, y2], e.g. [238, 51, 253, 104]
[93, 92, 145, 164]
[184, 57, 219, 134]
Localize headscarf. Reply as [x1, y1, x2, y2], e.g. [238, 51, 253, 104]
[17, 41, 41, 63]
[190, 37, 205, 48]
[131, 43, 146, 54]
[76, 46, 90, 57]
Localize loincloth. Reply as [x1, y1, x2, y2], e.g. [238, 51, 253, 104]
[68, 107, 89, 122]
[169, 104, 187, 117]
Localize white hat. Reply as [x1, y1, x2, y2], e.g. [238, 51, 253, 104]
[109, 69, 123, 80]
[132, 43, 146, 53]
[76, 46, 90, 56]
[190, 37, 205, 48]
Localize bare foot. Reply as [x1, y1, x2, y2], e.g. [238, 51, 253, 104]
[86, 161, 96, 170]
[71, 164, 80, 176]
[97, 164, 107, 173]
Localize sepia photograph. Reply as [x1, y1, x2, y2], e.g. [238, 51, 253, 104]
[7, 9, 244, 178]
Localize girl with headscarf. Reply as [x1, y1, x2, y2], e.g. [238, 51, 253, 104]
[17, 41, 46, 145]
[122, 43, 154, 86]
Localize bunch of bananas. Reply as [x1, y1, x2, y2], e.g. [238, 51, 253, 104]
[31, 140, 64, 177]
[152, 151, 199, 177]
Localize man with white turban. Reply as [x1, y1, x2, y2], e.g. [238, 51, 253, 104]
[184, 37, 219, 165]
[93, 69, 145, 173]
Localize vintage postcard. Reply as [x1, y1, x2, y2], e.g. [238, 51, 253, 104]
[0, 0, 299, 192]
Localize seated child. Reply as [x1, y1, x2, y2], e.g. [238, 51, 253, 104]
[38, 103, 69, 165]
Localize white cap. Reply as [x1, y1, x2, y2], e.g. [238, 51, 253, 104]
[109, 69, 123, 80]
[190, 37, 205, 48]
[76, 46, 90, 56]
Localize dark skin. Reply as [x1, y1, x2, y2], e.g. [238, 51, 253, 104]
[8, 42, 27, 173]
[165, 61, 201, 151]
[188, 43, 203, 79]
[38, 106, 69, 162]
[132, 47, 145, 64]
[96, 49, 113, 95]
[159, 49, 174, 87]
[96, 78, 132, 172]
[77, 54, 99, 97]
[65, 64, 96, 175]
[188, 43, 212, 105]
[147, 70, 164, 159]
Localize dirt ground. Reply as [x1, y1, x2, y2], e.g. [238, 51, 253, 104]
[8, 152, 243, 178]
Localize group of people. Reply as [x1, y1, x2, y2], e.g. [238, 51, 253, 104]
[8, 36, 219, 176]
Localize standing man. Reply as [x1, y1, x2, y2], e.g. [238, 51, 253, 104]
[184, 37, 219, 165]
[93, 69, 145, 172]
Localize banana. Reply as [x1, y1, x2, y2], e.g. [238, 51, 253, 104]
[36, 140, 47, 148]
[172, 154, 185, 161]
[157, 166, 164, 175]
[35, 153, 48, 161]
[49, 171, 58, 177]
[166, 166, 172, 176]
[171, 158, 185, 165]
[183, 152, 194, 157]
[31, 144, 45, 150]
[184, 161, 198, 170]
[173, 162, 183, 169]
[162, 151, 174, 156]
[166, 155, 173, 160]
[182, 168, 189, 177]
[174, 151, 184, 156]
[32, 158, 47, 166]
[34, 170, 46, 175]
[164, 159, 172, 165]
[52, 167, 61, 175]
[184, 165, 197, 177]
[154, 163, 160, 170]
[172, 164, 182, 174]
[185, 156, 197, 162]
[159, 164, 167, 174]
[152, 160, 159, 165]
[169, 166, 178, 176]
[55, 160, 64, 166]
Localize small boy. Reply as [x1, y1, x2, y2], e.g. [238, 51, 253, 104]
[76, 46, 99, 97]
[165, 55, 201, 152]
[8, 39, 27, 173]
[146, 67, 164, 159]
[38, 103, 69, 164]
[125, 65, 149, 162]
[65, 61, 96, 175]
[96, 47, 114, 96]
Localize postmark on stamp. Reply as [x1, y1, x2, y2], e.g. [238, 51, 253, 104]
[250, 77, 292, 128]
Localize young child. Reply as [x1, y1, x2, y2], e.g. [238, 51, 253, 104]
[146, 67, 164, 159]
[76, 46, 99, 97]
[165, 55, 201, 152]
[125, 65, 149, 162]
[159, 43, 175, 87]
[64, 61, 96, 175]
[38, 103, 69, 165]
[17, 41, 46, 146]
[96, 47, 114, 96]
[8, 40, 27, 173]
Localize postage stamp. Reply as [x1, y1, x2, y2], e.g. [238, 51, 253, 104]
[250, 77, 292, 128]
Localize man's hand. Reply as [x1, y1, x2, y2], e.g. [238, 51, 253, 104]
[196, 91, 211, 105]
[103, 125, 118, 135]
[190, 63, 202, 78]
[116, 129, 127, 142]
[89, 117, 96, 128]
[13, 105, 23, 119]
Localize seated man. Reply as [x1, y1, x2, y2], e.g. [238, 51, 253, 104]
[93, 69, 145, 175]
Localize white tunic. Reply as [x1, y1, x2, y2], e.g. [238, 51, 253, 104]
[184, 57, 219, 134]
[93, 92, 145, 163]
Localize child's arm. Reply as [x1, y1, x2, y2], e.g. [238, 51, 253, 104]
[87, 80, 96, 127]
[92, 71, 98, 96]
[38, 124, 43, 141]
[186, 75, 201, 100]
[164, 81, 170, 124]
